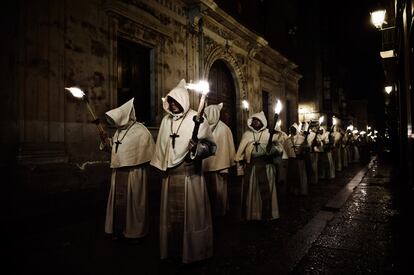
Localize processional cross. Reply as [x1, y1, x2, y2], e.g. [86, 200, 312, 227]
[170, 133, 180, 149]
[114, 140, 122, 153]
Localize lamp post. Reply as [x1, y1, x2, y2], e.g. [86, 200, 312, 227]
[370, 10, 386, 29]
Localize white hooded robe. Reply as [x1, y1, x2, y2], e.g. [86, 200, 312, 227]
[318, 127, 336, 180]
[284, 123, 308, 195]
[203, 103, 236, 216]
[103, 98, 155, 238]
[150, 79, 214, 263]
[235, 111, 283, 221]
[331, 126, 343, 172]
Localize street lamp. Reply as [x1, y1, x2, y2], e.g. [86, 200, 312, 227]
[370, 9, 396, 60]
[371, 10, 386, 29]
[385, 86, 393, 94]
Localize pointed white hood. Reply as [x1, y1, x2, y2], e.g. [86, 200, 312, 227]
[105, 98, 155, 168]
[105, 98, 135, 128]
[204, 103, 222, 131]
[203, 103, 235, 171]
[247, 111, 267, 133]
[151, 79, 214, 171]
[235, 111, 285, 164]
[162, 79, 190, 119]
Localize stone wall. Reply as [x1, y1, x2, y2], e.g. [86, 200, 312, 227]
[1, 0, 300, 218]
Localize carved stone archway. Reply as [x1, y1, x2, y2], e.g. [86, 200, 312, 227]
[203, 42, 248, 141]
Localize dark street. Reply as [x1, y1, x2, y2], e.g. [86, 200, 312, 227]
[8, 152, 411, 274]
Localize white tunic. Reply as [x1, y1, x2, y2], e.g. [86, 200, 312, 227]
[235, 111, 283, 220]
[103, 98, 155, 238]
[150, 79, 214, 263]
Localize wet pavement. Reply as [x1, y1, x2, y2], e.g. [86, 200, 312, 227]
[8, 152, 411, 274]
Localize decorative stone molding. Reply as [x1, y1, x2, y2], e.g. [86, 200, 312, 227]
[104, 0, 174, 38]
[203, 38, 247, 98]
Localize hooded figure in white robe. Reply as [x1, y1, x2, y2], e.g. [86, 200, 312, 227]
[203, 103, 236, 216]
[235, 111, 283, 221]
[345, 130, 354, 163]
[341, 130, 349, 168]
[351, 133, 360, 163]
[307, 124, 324, 184]
[331, 125, 343, 172]
[274, 123, 289, 195]
[318, 127, 336, 180]
[284, 123, 309, 195]
[103, 98, 155, 239]
[150, 79, 215, 264]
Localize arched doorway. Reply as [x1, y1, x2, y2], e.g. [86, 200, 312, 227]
[207, 60, 237, 137]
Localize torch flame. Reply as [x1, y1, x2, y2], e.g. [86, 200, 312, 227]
[65, 87, 85, 98]
[332, 116, 337, 126]
[242, 99, 249, 110]
[274, 99, 282, 114]
[186, 80, 210, 95]
[276, 120, 282, 127]
[319, 116, 325, 124]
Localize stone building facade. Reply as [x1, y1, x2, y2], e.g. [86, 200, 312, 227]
[1, 0, 300, 211]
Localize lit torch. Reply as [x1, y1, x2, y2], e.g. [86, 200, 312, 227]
[65, 87, 110, 150]
[242, 99, 250, 112]
[185, 81, 210, 143]
[266, 99, 282, 152]
[276, 120, 282, 128]
[330, 116, 337, 133]
[318, 116, 325, 127]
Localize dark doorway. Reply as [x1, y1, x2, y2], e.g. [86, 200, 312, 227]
[117, 38, 152, 125]
[208, 60, 237, 138]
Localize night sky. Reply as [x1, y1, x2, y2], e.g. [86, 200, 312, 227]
[216, 0, 388, 130]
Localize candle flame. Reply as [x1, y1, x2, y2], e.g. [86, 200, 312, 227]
[242, 99, 249, 110]
[65, 87, 85, 98]
[332, 116, 337, 126]
[319, 116, 324, 124]
[186, 80, 210, 95]
[274, 99, 282, 114]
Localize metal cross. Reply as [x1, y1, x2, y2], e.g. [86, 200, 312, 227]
[170, 133, 180, 149]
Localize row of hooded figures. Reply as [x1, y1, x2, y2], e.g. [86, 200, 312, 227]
[99, 79, 368, 264]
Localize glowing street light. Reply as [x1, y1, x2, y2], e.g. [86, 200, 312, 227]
[385, 86, 393, 94]
[371, 10, 386, 29]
